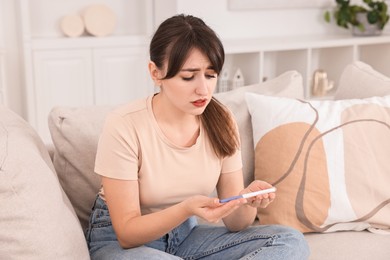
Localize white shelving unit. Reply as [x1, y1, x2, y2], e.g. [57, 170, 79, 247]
[222, 34, 390, 98]
[19, 0, 155, 142]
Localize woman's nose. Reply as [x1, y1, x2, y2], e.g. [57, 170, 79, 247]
[195, 77, 209, 95]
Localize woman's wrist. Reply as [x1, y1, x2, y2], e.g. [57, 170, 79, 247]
[178, 197, 196, 218]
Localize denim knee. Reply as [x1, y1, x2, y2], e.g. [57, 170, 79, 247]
[274, 225, 310, 260]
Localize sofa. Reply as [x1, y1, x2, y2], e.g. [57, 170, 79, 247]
[1, 61, 390, 259]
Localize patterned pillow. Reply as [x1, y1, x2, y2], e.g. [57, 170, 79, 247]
[245, 93, 390, 233]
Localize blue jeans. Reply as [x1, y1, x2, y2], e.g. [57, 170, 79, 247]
[86, 196, 310, 259]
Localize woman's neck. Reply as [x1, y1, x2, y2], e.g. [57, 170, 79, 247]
[152, 94, 200, 147]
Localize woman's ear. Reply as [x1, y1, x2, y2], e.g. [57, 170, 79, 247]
[148, 61, 163, 87]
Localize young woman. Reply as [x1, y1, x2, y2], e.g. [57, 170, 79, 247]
[86, 14, 310, 259]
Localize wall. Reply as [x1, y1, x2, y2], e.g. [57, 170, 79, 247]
[155, 0, 390, 38]
[0, 0, 4, 105]
[155, 0, 340, 39]
[179, 0, 340, 38]
[0, 0, 3, 48]
[28, 0, 152, 38]
[1, 0, 24, 116]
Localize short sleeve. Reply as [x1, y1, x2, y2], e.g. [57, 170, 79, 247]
[94, 112, 139, 180]
[221, 148, 242, 173]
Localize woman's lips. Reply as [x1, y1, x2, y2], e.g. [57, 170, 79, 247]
[192, 99, 207, 107]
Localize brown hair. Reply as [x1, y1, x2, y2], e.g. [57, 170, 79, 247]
[150, 14, 239, 158]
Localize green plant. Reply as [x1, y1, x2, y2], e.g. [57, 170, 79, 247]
[324, 0, 390, 32]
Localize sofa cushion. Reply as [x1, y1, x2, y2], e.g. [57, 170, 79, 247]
[335, 61, 390, 100]
[305, 231, 390, 259]
[245, 93, 390, 233]
[214, 70, 304, 187]
[0, 106, 89, 259]
[48, 105, 114, 231]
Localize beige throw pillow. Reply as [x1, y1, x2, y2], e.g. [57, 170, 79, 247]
[335, 61, 390, 100]
[48, 105, 114, 231]
[0, 106, 89, 259]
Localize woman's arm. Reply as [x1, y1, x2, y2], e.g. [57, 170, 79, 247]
[102, 176, 245, 248]
[217, 170, 275, 231]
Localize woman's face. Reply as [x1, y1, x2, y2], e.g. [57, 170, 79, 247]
[158, 48, 218, 116]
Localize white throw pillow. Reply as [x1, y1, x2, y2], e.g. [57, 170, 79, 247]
[214, 70, 304, 186]
[245, 93, 390, 233]
[335, 61, 390, 100]
[0, 106, 89, 259]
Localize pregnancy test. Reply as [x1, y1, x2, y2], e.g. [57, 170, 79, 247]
[219, 187, 276, 203]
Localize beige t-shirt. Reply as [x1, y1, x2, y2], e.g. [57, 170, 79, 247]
[95, 95, 242, 215]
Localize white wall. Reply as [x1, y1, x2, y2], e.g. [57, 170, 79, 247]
[28, 0, 151, 38]
[0, 0, 5, 104]
[154, 0, 340, 39]
[1, 0, 24, 116]
[155, 0, 390, 38]
[0, 1, 3, 48]
[179, 1, 335, 38]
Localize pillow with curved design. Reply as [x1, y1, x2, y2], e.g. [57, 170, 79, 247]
[245, 93, 390, 233]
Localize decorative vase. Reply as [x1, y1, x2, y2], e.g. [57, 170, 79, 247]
[352, 12, 382, 37]
[311, 69, 334, 97]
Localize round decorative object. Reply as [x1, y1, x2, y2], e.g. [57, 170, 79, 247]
[83, 4, 117, 37]
[60, 14, 84, 38]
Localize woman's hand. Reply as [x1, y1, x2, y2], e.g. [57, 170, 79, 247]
[240, 180, 276, 208]
[181, 195, 246, 223]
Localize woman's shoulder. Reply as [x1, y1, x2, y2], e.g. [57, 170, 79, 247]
[101, 96, 151, 129]
[109, 96, 152, 119]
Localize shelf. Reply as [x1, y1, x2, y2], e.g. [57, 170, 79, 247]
[222, 33, 390, 53]
[30, 35, 150, 50]
[358, 43, 390, 76]
[220, 33, 390, 99]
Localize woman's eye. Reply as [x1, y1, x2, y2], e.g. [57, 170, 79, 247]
[181, 73, 216, 81]
[182, 76, 194, 81]
[206, 74, 216, 79]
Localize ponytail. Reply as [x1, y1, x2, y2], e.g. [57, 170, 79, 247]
[201, 98, 240, 158]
